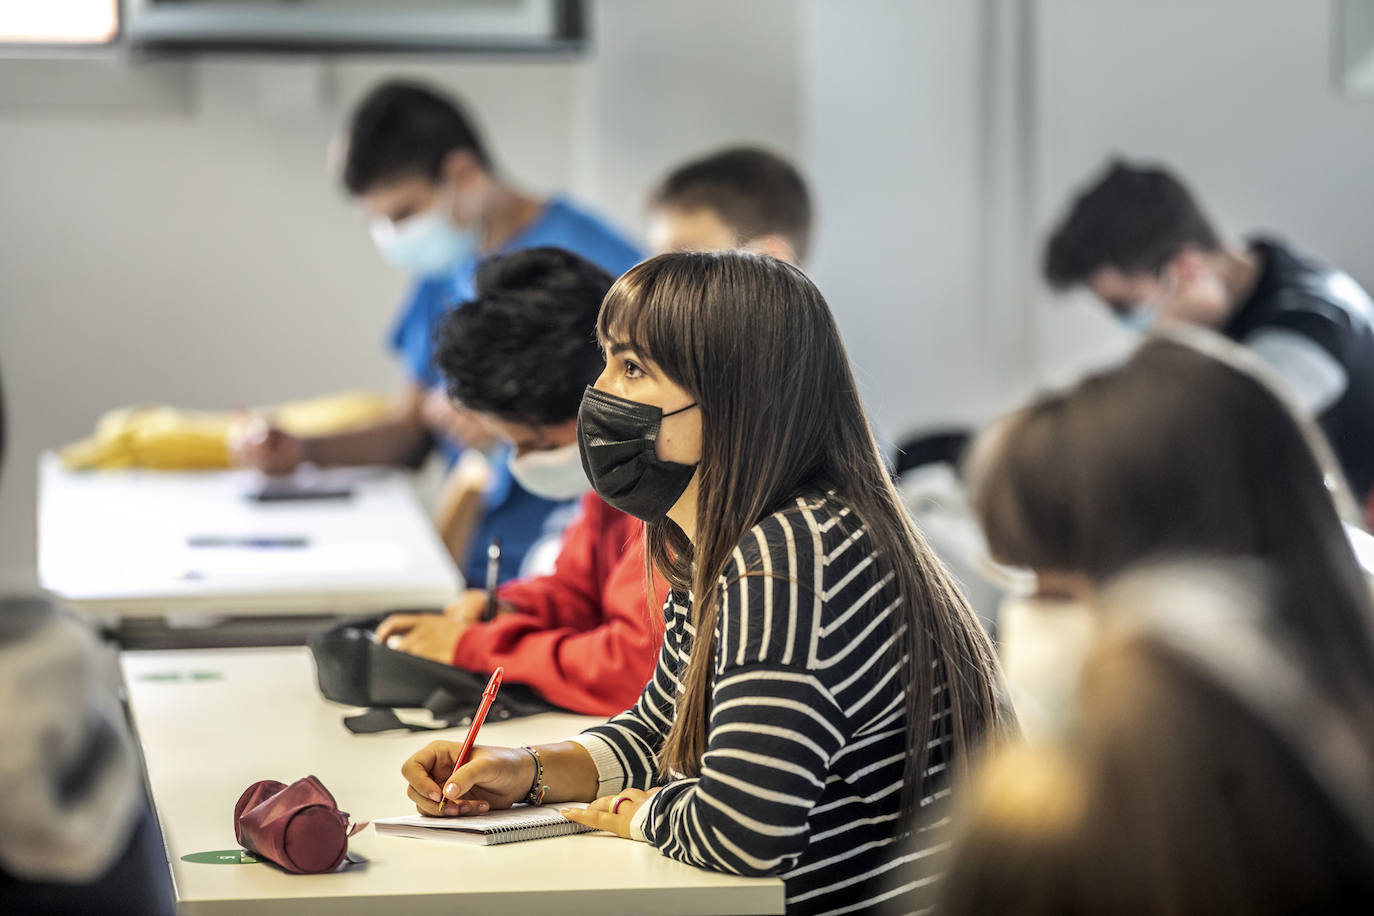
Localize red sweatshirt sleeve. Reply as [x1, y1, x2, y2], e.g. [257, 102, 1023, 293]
[450, 494, 670, 716]
[493, 492, 607, 631]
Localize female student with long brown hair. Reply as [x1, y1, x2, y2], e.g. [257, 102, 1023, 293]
[399, 251, 1013, 913]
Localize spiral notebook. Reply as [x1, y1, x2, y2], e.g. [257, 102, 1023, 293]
[373, 804, 594, 846]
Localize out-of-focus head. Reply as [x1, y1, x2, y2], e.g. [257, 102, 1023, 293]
[341, 80, 491, 210]
[967, 330, 1374, 691]
[340, 81, 495, 275]
[647, 147, 812, 264]
[968, 332, 1353, 584]
[938, 565, 1374, 916]
[1044, 159, 1231, 329]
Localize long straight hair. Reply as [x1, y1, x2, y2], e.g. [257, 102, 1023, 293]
[597, 251, 1013, 812]
[967, 332, 1374, 713]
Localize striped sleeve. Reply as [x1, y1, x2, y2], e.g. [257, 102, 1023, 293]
[637, 664, 847, 876]
[634, 516, 850, 877]
[570, 592, 687, 796]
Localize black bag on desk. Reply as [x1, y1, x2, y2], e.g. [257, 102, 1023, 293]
[306, 614, 563, 734]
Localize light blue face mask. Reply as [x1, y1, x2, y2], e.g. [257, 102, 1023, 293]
[508, 441, 591, 501]
[369, 194, 478, 277]
[1114, 304, 1159, 334]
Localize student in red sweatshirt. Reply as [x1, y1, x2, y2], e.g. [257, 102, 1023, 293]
[376, 247, 668, 716]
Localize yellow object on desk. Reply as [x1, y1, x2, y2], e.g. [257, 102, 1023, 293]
[58, 392, 392, 471]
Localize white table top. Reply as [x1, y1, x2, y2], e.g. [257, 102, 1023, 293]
[121, 647, 784, 916]
[39, 455, 462, 618]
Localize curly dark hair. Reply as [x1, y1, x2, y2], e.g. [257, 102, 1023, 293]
[434, 247, 614, 427]
[1044, 159, 1220, 290]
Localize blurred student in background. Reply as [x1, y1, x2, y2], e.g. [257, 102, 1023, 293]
[937, 565, 1374, 916]
[1043, 159, 1374, 506]
[373, 248, 668, 716]
[645, 146, 811, 264]
[0, 369, 174, 915]
[966, 331, 1374, 739]
[236, 80, 642, 584]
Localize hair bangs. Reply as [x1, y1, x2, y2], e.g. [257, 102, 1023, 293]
[597, 256, 704, 392]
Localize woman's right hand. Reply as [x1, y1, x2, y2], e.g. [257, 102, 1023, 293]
[401, 742, 535, 817]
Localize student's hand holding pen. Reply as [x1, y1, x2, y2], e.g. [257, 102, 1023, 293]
[402, 743, 533, 816]
[401, 741, 601, 818]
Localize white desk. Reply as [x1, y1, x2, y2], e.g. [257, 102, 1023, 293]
[39, 455, 462, 619]
[121, 647, 784, 915]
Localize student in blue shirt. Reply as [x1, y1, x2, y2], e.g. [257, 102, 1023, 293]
[237, 81, 643, 583]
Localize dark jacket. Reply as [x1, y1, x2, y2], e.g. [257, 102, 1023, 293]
[1224, 238, 1374, 501]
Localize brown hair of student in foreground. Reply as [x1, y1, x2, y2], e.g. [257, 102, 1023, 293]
[936, 567, 1374, 915]
[965, 330, 1374, 713]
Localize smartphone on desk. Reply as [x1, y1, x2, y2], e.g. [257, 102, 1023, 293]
[247, 478, 355, 503]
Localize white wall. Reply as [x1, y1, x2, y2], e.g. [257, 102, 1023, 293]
[585, 0, 800, 232]
[802, 0, 1039, 445]
[0, 0, 802, 580]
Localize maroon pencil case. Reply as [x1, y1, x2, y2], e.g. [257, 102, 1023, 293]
[233, 775, 361, 874]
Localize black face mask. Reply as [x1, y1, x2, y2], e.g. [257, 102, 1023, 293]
[577, 386, 698, 523]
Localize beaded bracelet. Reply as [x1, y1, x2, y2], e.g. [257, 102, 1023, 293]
[521, 746, 548, 806]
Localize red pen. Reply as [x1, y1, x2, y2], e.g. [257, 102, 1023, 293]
[439, 666, 503, 814]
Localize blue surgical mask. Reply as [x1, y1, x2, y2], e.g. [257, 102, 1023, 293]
[1115, 304, 1159, 334]
[369, 194, 477, 276]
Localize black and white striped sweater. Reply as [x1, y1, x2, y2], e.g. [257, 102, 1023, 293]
[571, 490, 954, 915]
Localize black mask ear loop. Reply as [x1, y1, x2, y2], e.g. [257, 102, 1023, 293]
[662, 402, 698, 418]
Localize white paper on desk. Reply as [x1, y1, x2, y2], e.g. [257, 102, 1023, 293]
[373, 804, 594, 846]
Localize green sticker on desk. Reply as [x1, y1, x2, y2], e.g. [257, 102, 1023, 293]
[137, 670, 224, 683]
[182, 849, 259, 865]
